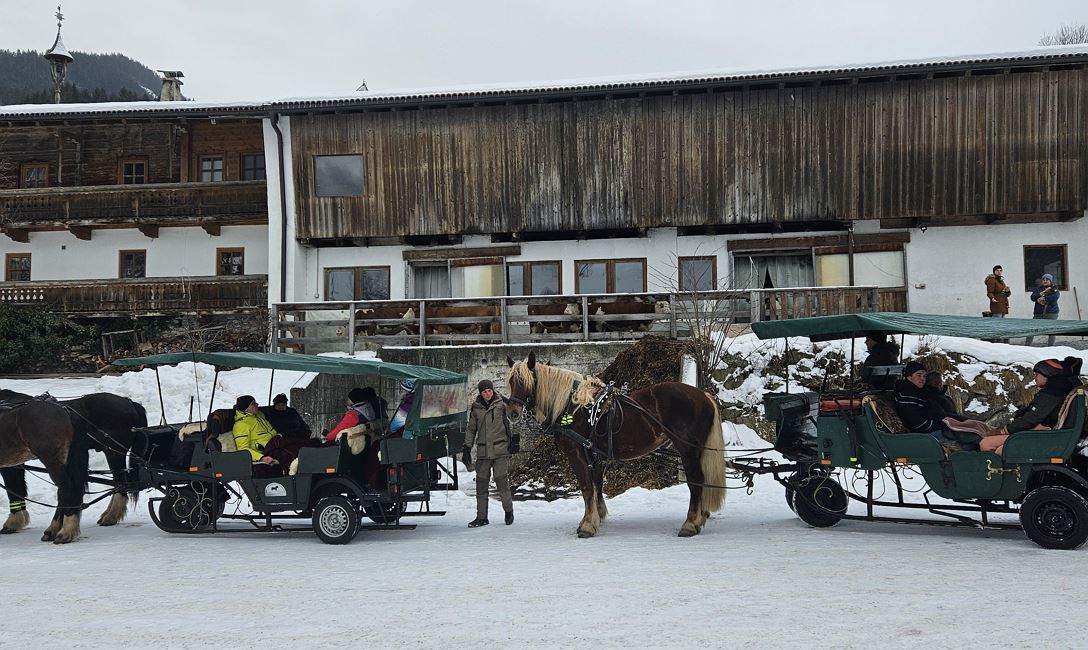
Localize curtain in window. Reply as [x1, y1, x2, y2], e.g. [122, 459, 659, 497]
[732, 254, 814, 289]
[413, 265, 450, 298]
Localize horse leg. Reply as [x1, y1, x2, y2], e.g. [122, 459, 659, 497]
[592, 462, 607, 522]
[97, 451, 130, 526]
[41, 507, 62, 542]
[677, 448, 706, 537]
[557, 437, 600, 538]
[1, 466, 30, 534]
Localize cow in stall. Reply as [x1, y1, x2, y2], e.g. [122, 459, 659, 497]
[355, 305, 420, 336]
[528, 302, 582, 334]
[425, 304, 502, 338]
[589, 297, 672, 333]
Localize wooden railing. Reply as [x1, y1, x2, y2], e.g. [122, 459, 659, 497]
[0, 275, 267, 315]
[0, 181, 268, 227]
[272, 285, 893, 352]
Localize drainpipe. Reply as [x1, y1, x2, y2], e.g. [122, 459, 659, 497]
[847, 220, 855, 286]
[270, 112, 288, 303]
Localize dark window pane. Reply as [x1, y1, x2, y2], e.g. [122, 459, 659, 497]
[1024, 246, 1066, 289]
[201, 158, 224, 182]
[218, 250, 244, 275]
[360, 268, 390, 300]
[614, 261, 645, 293]
[315, 155, 364, 197]
[6, 255, 30, 281]
[507, 264, 525, 296]
[326, 269, 355, 300]
[577, 262, 607, 294]
[680, 258, 714, 292]
[120, 252, 146, 278]
[122, 162, 146, 184]
[531, 263, 560, 295]
[243, 154, 266, 181]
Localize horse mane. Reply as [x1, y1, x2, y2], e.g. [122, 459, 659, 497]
[508, 361, 588, 423]
[571, 376, 605, 409]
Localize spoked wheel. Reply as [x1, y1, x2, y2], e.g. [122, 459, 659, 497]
[364, 500, 406, 524]
[158, 486, 221, 533]
[313, 495, 361, 545]
[792, 473, 847, 528]
[1020, 486, 1088, 550]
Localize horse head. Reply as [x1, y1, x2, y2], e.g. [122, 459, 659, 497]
[506, 351, 585, 425]
[505, 351, 537, 422]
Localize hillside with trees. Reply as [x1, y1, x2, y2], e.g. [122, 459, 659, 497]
[0, 49, 164, 105]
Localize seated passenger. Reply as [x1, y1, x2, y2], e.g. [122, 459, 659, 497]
[893, 361, 945, 438]
[234, 395, 319, 477]
[324, 387, 378, 443]
[389, 379, 416, 437]
[261, 393, 312, 440]
[861, 334, 901, 389]
[203, 407, 236, 450]
[978, 357, 1084, 455]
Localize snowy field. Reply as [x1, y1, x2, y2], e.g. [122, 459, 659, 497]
[3, 337, 1088, 649]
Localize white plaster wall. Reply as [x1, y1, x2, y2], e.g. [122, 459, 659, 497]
[0, 225, 268, 280]
[903, 218, 1088, 318]
[263, 115, 307, 304]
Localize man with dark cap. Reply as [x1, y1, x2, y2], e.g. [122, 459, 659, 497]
[860, 334, 901, 389]
[893, 360, 947, 437]
[261, 393, 312, 440]
[980, 357, 1084, 454]
[463, 379, 518, 527]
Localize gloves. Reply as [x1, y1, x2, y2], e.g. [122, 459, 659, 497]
[509, 434, 521, 455]
[461, 445, 472, 467]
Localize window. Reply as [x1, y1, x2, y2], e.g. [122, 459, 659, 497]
[325, 266, 391, 301]
[1024, 244, 1067, 290]
[120, 160, 147, 184]
[314, 155, 364, 197]
[508, 261, 561, 296]
[216, 247, 244, 276]
[21, 163, 48, 188]
[119, 250, 146, 278]
[4, 253, 31, 281]
[732, 252, 814, 289]
[678, 256, 717, 292]
[200, 156, 224, 182]
[575, 258, 647, 294]
[242, 153, 266, 181]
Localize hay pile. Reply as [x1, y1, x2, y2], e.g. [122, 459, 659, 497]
[509, 337, 689, 499]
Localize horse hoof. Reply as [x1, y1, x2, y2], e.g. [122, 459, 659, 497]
[577, 528, 595, 538]
[1, 526, 16, 534]
[678, 525, 700, 537]
[96, 518, 116, 527]
[40, 532, 55, 542]
[53, 536, 74, 545]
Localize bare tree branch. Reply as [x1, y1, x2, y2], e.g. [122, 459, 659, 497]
[1039, 23, 1088, 46]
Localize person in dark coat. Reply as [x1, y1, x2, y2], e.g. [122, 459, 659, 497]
[261, 393, 312, 440]
[985, 265, 1012, 317]
[893, 361, 945, 436]
[924, 372, 961, 419]
[462, 379, 518, 527]
[861, 334, 901, 389]
[980, 357, 1084, 455]
[1026, 273, 1060, 346]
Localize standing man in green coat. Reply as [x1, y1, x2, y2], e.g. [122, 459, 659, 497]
[462, 379, 519, 527]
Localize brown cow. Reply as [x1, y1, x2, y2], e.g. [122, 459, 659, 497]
[355, 305, 419, 336]
[589, 298, 671, 333]
[426, 304, 502, 336]
[528, 302, 582, 334]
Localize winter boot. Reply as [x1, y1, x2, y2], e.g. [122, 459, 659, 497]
[468, 518, 489, 528]
[504, 510, 514, 525]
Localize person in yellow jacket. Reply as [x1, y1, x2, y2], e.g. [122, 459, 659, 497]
[232, 395, 283, 477]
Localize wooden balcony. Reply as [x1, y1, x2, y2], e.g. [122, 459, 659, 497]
[0, 275, 267, 316]
[0, 181, 267, 241]
[271, 285, 900, 352]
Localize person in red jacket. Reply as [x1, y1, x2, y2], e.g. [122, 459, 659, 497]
[324, 387, 378, 443]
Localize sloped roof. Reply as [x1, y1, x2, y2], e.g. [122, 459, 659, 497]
[752, 312, 1088, 342]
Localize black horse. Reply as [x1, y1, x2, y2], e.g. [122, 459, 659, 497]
[506, 352, 727, 538]
[0, 399, 89, 543]
[0, 390, 147, 539]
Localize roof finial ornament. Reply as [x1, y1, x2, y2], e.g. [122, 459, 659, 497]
[44, 3, 74, 103]
[56, 5, 64, 28]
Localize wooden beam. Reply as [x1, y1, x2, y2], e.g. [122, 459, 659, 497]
[138, 224, 160, 239]
[403, 244, 521, 262]
[69, 225, 92, 241]
[201, 222, 221, 236]
[727, 232, 910, 252]
[3, 228, 29, 243]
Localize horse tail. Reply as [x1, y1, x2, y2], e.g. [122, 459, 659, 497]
[699, 395, 726, 514]
[131, 400, 148, 429]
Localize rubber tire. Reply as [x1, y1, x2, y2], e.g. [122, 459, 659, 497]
[792, 475, 847, 528]
[158, 487, 218, 532]
[1020, 486, 1088, 550]
[313, 495, 361, 545]
[784, 473, 802, 512]
[364, 500, 406, 524]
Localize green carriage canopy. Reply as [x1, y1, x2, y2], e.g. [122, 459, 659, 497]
[112, 351, 467, 385]
[751, 312, 1088, 342]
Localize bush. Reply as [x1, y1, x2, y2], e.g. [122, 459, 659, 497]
[0, 305, 97, 372]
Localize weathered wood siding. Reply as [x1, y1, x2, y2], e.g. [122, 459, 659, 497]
[291, 69, 1088, 240]
[186, 122, 265, 181]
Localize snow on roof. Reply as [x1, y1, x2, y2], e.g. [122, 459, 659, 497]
[44, 29, 73, 62]
[4, 43, 1088, 121]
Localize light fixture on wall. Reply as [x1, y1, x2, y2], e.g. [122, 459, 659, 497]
[919, 225, 928, 233]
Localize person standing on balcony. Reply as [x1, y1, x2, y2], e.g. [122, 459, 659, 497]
[1026, 273, 1060, 346]
[985, 265, 1011, 317]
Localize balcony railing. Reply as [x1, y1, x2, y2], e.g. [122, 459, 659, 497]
[0, 181, 268, 229]
[271, 285, 899, 352]
[0, 275, 267, 315]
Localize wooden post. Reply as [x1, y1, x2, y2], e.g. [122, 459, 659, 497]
[347, 302, 357, 353]
[669, 292, 678, 339]
[269, 304, 279, 352]
[500, 297, 509, 344]
[581, 295, 590, 341]
[418, 300, 426, 347]
[749, 290, 761, 322]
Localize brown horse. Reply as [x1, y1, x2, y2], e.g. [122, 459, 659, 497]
[0, 399, 89, 543]
[505, 351, 726, 537]
[0, 390, 147, 536]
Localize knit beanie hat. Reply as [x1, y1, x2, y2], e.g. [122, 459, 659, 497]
[348, 387, 367, 403]
[234, 395, 256, 411]
[477, 379, 494, 393]
[1034, 359, 1064, 379]
[1042, 273, 1054, 282]
[902, 360, 926, 377]
[272, 393, 288, 405]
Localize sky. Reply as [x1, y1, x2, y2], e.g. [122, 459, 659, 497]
[3, 0, 1088, 103]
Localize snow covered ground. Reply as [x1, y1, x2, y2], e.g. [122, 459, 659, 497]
[3, 339, 1088, 648]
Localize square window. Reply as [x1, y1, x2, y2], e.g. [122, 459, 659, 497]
[1024, 245, 1068, 291]
[324, 266, 391, 300]
[4, 254, 30, 281]
[201, 157, 225, 182]
[679, 256, 717, 292]
[242, 153, 266, 181]
[121, 160, 147, 184]
[119, 250, 146, 278]
[575, 259, 646, 293]
[507, 261, 561, 296]
[217, 248, 244, 276]
[315, 155, 364, 197]
[21, 163, 47, 188]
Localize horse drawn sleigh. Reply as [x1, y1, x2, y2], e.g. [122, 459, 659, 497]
[2, 352, 467, 545]
[730, 313, 1088, 550]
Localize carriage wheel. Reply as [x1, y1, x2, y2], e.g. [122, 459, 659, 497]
[783, 473, 802, 512]
[158, 486, 220, 533]
[364, 500, 406, 524]
[313, 495, 361, 545]
[1020, 486, 1088, 550]
[792, 475, 847, 528]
